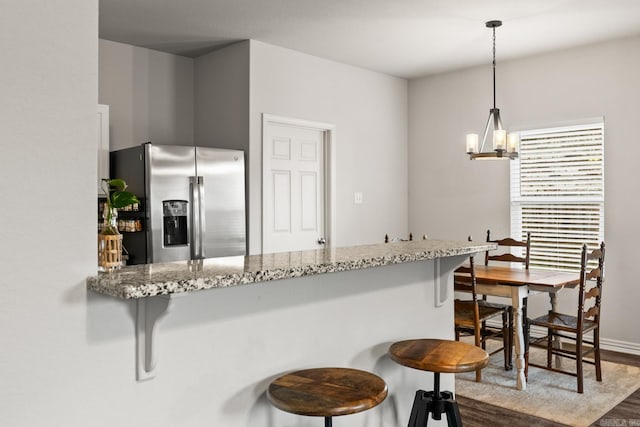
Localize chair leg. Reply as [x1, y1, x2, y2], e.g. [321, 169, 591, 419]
[501, 310, 509, 370]
[524, 318, 530, 380]
[473, 328, 482, 382]
[576, 334, 584, 394]
[594, 328, 602, 382]
[546, 328, 553, 368]
[480, 320, 487, 350]
[324, 416, 332, 427]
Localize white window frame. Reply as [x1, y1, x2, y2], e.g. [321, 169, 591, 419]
[510, 119, 605, 271]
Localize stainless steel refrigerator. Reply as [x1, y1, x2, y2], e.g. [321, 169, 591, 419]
[110, 142, 246, 264]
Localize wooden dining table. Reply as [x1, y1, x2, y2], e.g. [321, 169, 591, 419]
[454, 264, 581, 391]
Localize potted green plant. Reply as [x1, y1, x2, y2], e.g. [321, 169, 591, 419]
[100, 178, 139, 233]
[99, 178, 139, 269]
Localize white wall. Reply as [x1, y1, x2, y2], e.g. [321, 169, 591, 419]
[0, 0, 100, 424]
[99, 39, 195, 150]
[194, 42, 251, 250]
[194, 41, 250, 152]
[408, 36, 640, 347]
[249, 40, 409, 254]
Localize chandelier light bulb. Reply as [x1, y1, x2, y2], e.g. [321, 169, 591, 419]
[507, 133, 520, 153]
[466, 134, 479, 154]
[493, 129, 507, 151]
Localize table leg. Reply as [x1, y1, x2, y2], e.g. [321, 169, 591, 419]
[512, 287, 527, 390]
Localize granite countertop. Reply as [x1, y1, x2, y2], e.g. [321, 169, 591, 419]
[87, 239, 496, 299]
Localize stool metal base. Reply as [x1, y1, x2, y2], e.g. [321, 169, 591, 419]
[407, 373, 463, 427]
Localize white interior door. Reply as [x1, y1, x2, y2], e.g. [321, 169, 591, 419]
[263, 120, 326, 254]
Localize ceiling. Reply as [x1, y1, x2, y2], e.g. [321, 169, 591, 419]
[99, 0, 640, 79]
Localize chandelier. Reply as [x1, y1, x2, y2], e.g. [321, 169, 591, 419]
[466, 20, 518, 160]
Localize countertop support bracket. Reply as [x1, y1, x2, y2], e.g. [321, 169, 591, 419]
[136, 295, 172, 381]
[434, 259, 445, 307]
[434, 256, 466, 307]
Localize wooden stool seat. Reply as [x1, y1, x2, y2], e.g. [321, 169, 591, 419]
[389, 339, 489, 427]
[267, 367, 387, 425]
[390, 339, 489, 374]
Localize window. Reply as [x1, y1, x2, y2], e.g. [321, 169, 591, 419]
[510, 120, 604, 271]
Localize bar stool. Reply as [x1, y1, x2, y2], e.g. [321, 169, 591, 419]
[267, 367, 388, 427]
[389, 339, 489, 427]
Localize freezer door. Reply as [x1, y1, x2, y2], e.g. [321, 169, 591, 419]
[195, 147, 246, 257]
[146, 144, 196, 263]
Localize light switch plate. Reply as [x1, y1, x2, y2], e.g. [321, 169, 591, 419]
[354, 192, 363, 204]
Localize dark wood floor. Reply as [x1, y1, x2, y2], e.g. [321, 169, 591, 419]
[457, 348, 640, 427]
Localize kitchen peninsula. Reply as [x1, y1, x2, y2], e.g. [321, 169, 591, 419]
[88, 239, 494, 298]
[87, 239, 493, 427]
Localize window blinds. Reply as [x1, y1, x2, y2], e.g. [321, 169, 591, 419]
[511, 122, 604, 271]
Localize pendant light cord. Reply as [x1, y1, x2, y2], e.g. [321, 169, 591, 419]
[492, 25, 496, 109]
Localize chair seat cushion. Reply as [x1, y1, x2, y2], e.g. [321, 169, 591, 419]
[455, 300, 506, 325]
[530, 312, 597, 333]
[477, 300, 512, 311]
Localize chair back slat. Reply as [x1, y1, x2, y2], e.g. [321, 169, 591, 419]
[585, 287, 600, 299]
[584, 305, 600, 319]
[586, 268, 601, 281]
[492, 237, 528, 247]
[486, 253, 527, 264]
[455, 266, 473, 275]
[587, 248, 604, 261]
[485, 230, 531, 269]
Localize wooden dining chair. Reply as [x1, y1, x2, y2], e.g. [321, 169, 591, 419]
[454, 255, 511, 381]
[527, 242, 605, 393]
[482, 230, 531, 368]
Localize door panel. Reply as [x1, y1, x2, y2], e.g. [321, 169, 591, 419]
[272, 171, 291, 232]
[300, 172, 317, 231]
[263, 123, 325, 253]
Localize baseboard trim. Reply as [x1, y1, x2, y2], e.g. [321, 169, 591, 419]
[598, 337, 640, 356]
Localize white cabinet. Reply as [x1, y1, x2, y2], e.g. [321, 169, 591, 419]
[97, 104, 110, 194]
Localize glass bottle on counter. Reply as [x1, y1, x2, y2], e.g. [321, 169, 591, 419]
[98, 205, 123, 270]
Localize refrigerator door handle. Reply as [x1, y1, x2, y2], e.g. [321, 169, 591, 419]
[189, 176, 200, 260]
[197, 176, 206, 259]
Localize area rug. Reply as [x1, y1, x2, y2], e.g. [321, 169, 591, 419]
[455, 345, 640, 427]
